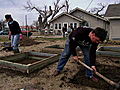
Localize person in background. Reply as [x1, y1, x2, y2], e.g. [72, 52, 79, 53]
[5, 14, 22, 53]
[70, 25, 74, 31]
[62, 26, 67, 38]
[53, 26, 107, 82]
[67, 26, 72, 34]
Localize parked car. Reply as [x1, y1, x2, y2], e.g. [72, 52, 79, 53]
[0, 30, 9, 35]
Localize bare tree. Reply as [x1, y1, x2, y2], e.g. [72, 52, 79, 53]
[24, 1, 52, 29]
[0, 19, 6, 30]
[24, 0, 68, 29]
[32, 21, 39, 30]
[65, 0, 69, 13]
[0, 21, 2, 30]
[90, 3, 106, 16]
[51, 0, 66, 19]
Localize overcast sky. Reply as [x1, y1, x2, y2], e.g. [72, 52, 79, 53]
[0, 0, 119, 26]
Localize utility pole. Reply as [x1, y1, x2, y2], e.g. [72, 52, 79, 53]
[25, 15, 28, 37]
[25, 15, 27, 31]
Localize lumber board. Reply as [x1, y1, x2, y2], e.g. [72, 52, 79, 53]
[28, 54, 59, 73]
[0, 53, 28, 61]
[96, 51, 120, 58]
[28, 56, 44, 60]
[28, 52, 56, 57]
[98, 46, 120, 52]
[0, 59, 28, 72]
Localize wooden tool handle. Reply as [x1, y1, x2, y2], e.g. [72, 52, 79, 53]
[78, 59, 119, 87]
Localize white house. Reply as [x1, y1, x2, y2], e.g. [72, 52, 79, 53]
[105, 4, 120, 40]
[49, 7, 109, 36]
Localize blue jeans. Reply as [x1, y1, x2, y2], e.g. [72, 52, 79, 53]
[11, 34, 20, 50]
[79, 45, 93, 77]
[57, 39, 93, 77]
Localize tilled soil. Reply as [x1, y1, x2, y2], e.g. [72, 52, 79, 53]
[0, 38, 120, 90]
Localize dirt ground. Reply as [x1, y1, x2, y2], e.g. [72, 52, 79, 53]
[0, 37, 120, 90]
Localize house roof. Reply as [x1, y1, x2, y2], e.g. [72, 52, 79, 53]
[69, 7, 108, 21]
[49, 12, 83, 23]
[105, 4, 120, 17]
[106, 17, 120, 20]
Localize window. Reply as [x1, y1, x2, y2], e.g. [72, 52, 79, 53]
[50, 24, 53, 29]
[55, 24, 57, 29]
[59, 23, 61, 29]
[70, 23, 73, 28]
[69, 22, 78, 29]
[74, 23, 77, 29]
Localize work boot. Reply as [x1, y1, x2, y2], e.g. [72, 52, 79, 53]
[53, 70, 61, 76]
[88, 76, 99, 82]
[13, 49, 20, 54]
[91, 76, 98, 82]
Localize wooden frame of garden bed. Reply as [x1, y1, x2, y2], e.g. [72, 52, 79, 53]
[96, 46, 120, 58]
[0, 52, 59, 74]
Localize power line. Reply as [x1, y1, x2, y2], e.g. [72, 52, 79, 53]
[85, 0, 94, 11]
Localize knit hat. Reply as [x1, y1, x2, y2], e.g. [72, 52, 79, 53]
[5, 14, 12, 19]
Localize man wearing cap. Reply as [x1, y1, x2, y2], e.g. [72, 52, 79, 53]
[5, 14, 21, 53]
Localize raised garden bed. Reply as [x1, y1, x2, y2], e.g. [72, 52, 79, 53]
[0, 52, 59, 73]
[96, 46, 120, 58]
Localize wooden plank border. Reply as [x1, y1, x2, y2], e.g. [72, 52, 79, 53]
[0, 52, 60, 73]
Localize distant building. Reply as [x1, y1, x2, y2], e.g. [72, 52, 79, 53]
[49, 7, 109, 36]
[105, 4, 120, 40]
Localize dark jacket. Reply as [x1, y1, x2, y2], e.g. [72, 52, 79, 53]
[8, 20, 21, 35]
[69, 27, 98, 66]
[62, 27, 67, 33]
